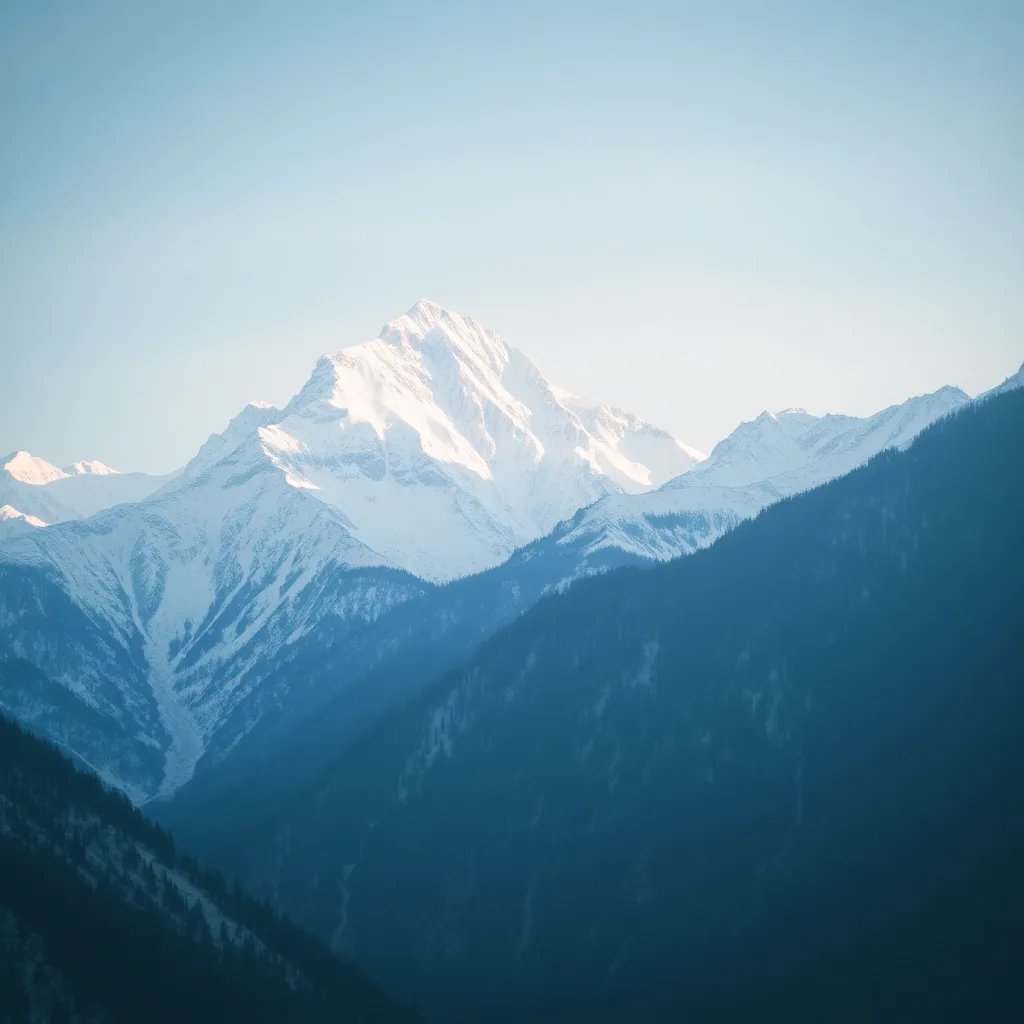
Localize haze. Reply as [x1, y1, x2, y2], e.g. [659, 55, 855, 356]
[1, 0, 1021, 472]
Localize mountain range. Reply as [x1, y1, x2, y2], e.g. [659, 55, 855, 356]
[1, 300, 1022, 1022]
[188, 385, 1024, 1022]
[0, 302, 1016, 811]
[0, 450, 174, 528]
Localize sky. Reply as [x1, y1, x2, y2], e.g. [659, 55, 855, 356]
[1, 0, 1022, 472]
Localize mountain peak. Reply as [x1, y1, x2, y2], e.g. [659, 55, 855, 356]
[919, 384, 970, 404]
[372, 299, 514, 382]
[409, 296, 448, 319]
[65, 459, 119, 476]
[381, 297, 487, 335]
[239, 300, 704, 579]
[2, 450, 68, 485]
[380, 298, 458, 338]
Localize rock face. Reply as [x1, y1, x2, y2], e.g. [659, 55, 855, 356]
[205, 391, 1024, 1023]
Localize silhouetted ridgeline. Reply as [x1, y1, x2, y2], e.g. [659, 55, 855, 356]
[190, 389, 1024, 1021]
[0, 713, 415, 1024]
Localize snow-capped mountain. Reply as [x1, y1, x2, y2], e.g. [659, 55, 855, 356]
[0, 453, 80, 525]
[0, 300, 699, 799]
[250, 299, 702, 579]
[545, 384, 971, 568]
[0, 450, 174, 525]
[3, 451, 70, 486]
[64, 459, 119, 475]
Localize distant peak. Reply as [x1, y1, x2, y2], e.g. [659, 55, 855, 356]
[2, 450, 68, 485]
[897, 385, 971, 411]
[65, 459, 119, 476]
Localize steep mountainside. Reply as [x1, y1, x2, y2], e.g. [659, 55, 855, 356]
[0, 714, 413, 1024]
[0, 466, 428, 801]
[202, 388, 1024, 1022]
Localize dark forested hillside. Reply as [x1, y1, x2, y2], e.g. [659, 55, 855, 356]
[194, 388, 1024, 1021]
[0, 714, 414, 1024]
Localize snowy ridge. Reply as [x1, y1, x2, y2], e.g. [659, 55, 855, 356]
[551, 384, 971, 564]
[0, 504, 47, 540]
[0, 439, 407, 791]
[0, 504, 46, 526]
[65, 459, 119, 475]
[980, 360, 1024, 400]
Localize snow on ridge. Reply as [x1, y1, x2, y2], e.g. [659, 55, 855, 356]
[0, 504, 47, 527]
[0, 503, 48, 539]
[668, 384, 970, 492]
[65, 460, 119, 476]
[549, 382, 972, 565]
[980, 361, 1024, 400]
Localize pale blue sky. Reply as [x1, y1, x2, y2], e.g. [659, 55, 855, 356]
[1, 1, 1021, 471]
